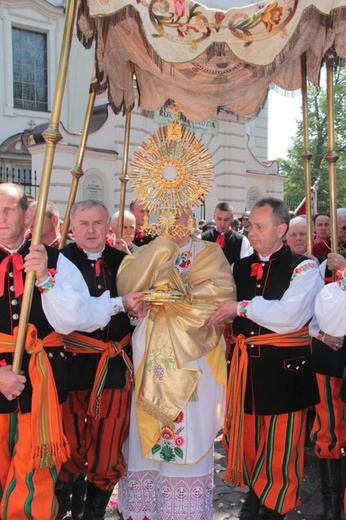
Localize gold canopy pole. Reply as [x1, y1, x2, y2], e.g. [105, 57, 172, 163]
[325, 50, 339, 255]
[300, 53, 313, 255]
[60, 77, 98, 248]
[12, 0, 77, 374]
[117, 107, 132, 238]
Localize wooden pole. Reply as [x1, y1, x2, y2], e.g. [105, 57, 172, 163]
[60, 77, 98, 248]
[300, 53, 313, 255]
[117, 107, 132, 238]
[12, 0, 78, 373]
[325, 50, 339, 255]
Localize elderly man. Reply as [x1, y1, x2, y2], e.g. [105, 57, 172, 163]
[208, 197, 323, 520]
[26, 200, 61, 247]
[52, 200, 143, 520]
[129, 199, 152, 247]
[202, 202, 252, 264]
[108, 209, 138, 254]
[285, 216, 308, 256]
[116, 211, 236, 520]
[286, 216, 322, 266]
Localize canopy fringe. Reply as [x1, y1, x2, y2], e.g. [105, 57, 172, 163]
[75, 1, 346, 118]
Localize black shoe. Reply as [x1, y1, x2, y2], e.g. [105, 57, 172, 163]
[258, 506, 285, 519]
[319, 458, 343, 520]
[82, 482, 113, 520]
[55, 480, 72, 520]
[71, 473, 87, 520]
[240, 488, 261, 520]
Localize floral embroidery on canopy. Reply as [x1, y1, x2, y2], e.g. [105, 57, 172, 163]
[77, 0, 346, 121]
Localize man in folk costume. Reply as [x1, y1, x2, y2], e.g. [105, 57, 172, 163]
[26, 201, 89, 519]
[55, 200, 143, 520]
[1, 188, 146, 519]
[202, 202, 252, 264]
[208, 198, 323, 520]
[309, 252, 346, 520]
[0, 183, 70, 520]
[116, 211, 236, 520]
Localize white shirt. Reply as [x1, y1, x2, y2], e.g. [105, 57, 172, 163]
[239, 257, 324, 334]
[314, 265, 346, 336]
[41, 253, 123, 334]
[240, 235, 253, 258]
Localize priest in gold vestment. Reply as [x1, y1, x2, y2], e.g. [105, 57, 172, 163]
[116, 213, 236, 520]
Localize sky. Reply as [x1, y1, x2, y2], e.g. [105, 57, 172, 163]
[267, 90, 303, 160]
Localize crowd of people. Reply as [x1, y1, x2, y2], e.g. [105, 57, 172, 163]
[0, 183, 345, 520]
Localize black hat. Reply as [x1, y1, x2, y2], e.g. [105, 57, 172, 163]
[202, 219, 216, 233]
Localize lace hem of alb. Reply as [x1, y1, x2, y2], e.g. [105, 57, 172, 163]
[118, 469, 213, 520]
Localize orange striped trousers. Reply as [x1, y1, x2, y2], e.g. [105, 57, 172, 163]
[0, 412, 60, 520]
[311, 373, 346, 459]
[243, 409, 307, 515]
[58, 388, 131, 491]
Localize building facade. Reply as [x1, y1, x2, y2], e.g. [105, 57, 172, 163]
[0, 0, 284, 221]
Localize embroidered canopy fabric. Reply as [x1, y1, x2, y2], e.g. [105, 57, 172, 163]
[76, 0, 346, 121]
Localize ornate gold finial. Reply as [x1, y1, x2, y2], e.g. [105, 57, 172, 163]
[167, 101, 183, 141]
[130, 108, 214, 239]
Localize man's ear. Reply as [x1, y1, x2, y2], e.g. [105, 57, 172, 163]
[52, 214, 60, 228]
[278, 222, 288, 239]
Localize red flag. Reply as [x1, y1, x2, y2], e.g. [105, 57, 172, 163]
[295, 197, 307, 216]
[294, 175, 320, 216]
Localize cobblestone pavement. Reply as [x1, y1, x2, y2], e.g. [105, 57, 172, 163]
[100, 435, 345, 519]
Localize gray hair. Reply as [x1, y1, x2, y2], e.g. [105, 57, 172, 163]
[70, 200, 109, 221]
[110, 209, 135, 227]
[287, 216, 307, 229]
[337, 208, 346, 220]
[29, 200, 59, 219]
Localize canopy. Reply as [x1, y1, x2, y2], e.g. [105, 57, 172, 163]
[76, 0, 346, 121]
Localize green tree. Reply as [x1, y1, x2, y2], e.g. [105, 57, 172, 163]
[280, 66, 346, 213]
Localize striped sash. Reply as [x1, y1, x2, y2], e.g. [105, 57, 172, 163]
[0, 324, 70, 470]
[63, 332, 132, 419]
[223, 326, 310, 488]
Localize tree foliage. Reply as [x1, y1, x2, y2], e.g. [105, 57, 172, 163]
[280, 66, 346, 213]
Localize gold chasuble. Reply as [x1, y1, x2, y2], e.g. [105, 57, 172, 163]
[117, 234, 236, 455]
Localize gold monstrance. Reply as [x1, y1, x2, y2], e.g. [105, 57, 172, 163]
[130, 103, 214, 303]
